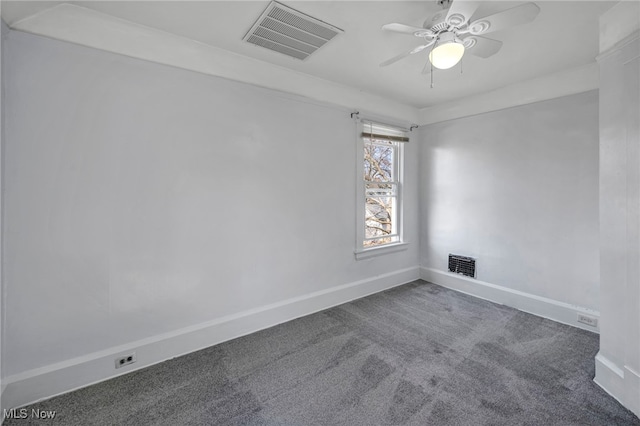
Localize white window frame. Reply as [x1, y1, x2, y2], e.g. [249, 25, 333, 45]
[355, 120, 409, 260]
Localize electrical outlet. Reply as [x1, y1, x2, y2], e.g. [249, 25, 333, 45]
[577, 313, 598, 328]
[115, 352, 136, 369]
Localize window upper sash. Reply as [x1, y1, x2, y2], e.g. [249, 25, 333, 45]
[360, 120, 410, 143]
[361, 132, 409, 143]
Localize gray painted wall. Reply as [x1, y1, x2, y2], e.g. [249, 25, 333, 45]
[595, 8, 640, 413]
[419, 91, 600, 311]
[0, 22, 607, 411]
[0, 18, 7, 407]
[2, 30, 419, 378]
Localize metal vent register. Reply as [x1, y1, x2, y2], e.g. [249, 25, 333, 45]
[448, 254, 476, 278]
[243, 2, 343, 60]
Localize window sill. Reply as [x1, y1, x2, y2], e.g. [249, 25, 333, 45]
[354, 242, 409, 260]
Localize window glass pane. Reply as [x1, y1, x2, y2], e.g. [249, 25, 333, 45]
[365, 196, 395, 242]
[364, 141, 394, 182]
[359, 122, 403, 251]
[364, 236, 398, 247]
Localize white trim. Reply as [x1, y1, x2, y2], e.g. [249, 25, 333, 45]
[599, 2, 640, 54]
[596, 30, 640, 63]
[364, 233, 399, 242]
[356, 120, 406, 255]
[358, 114, 415, 133]
[355, 242, 410, 260]
[6, 4, 603, 131]
[8, 4, 418, 125]
[623, 366, 640, 417]
[0, 267, 420, 411]
[596, 358, 640, 418]
[417, 63, 599, 126]
[595, 352, 625, 380]
[420, 267, 600, 333]
[355, 119, 366, 250]
[594, 352, 626, 405]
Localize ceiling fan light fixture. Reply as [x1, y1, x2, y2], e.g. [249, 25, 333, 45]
[428, 32, 465, 70]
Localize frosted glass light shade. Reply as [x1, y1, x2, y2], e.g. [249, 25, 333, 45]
[429, 42, 465, 69]
[429, 37, 465, 70]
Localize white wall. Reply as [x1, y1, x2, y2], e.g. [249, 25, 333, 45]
[1, 29, 419, 404]
[594, 2, 640, 417]
[2, 4, 634, 415]
[419, 91, 601, 326]
[0, 17, 7, 413]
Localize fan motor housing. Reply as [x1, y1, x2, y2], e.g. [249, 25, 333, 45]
[424, 11, 447, 31]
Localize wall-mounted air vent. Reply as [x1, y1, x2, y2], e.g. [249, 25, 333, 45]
[448, 254, 476, 278]
[243, 1, 343, 60]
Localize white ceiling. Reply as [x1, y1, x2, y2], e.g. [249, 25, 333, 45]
[1, 1, 615, 109]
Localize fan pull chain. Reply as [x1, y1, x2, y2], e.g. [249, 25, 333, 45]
[431, 62, 434, 88]
[429, 38, 438, 89]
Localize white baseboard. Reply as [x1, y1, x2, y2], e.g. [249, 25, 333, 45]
[595, 352, 625, 398]
[594, 353, 640, 418]
[2, 267, 420, 410]
[420, 267, 600, 333]
[623, 366, 640, 417]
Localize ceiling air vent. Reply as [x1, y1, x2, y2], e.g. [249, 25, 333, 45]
[243, 1, 343, 60]
[448, 254, 476, 278]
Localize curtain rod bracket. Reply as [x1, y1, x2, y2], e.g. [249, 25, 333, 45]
[410, 125, 418, 132]
[350, 111, 360, 119]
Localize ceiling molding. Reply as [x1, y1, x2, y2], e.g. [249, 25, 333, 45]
[418, 62, 599, 126]
[5, 2, 610, 129]
[599, 1, 640, 54]
[9, 3, 419, 124]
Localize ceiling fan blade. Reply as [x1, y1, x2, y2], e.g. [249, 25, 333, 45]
[382, 23, 429, 36]
[463, 36, 503, 58]
[445, 0, 480, 26]
[468, 3, 540, 35]
[380, 42, 435, 67]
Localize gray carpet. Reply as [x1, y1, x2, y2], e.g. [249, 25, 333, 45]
[6, 280, 639, 425]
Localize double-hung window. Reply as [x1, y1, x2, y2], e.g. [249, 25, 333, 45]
[356, 120, 408, 258]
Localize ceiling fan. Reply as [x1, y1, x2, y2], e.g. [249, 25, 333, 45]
[380, 0, 540, 74]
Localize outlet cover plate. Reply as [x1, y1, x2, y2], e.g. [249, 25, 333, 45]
[115, 352, 137, 369]
[577, 313, 598, 328]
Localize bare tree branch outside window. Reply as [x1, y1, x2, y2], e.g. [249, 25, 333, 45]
[364, 139, 396, 247]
